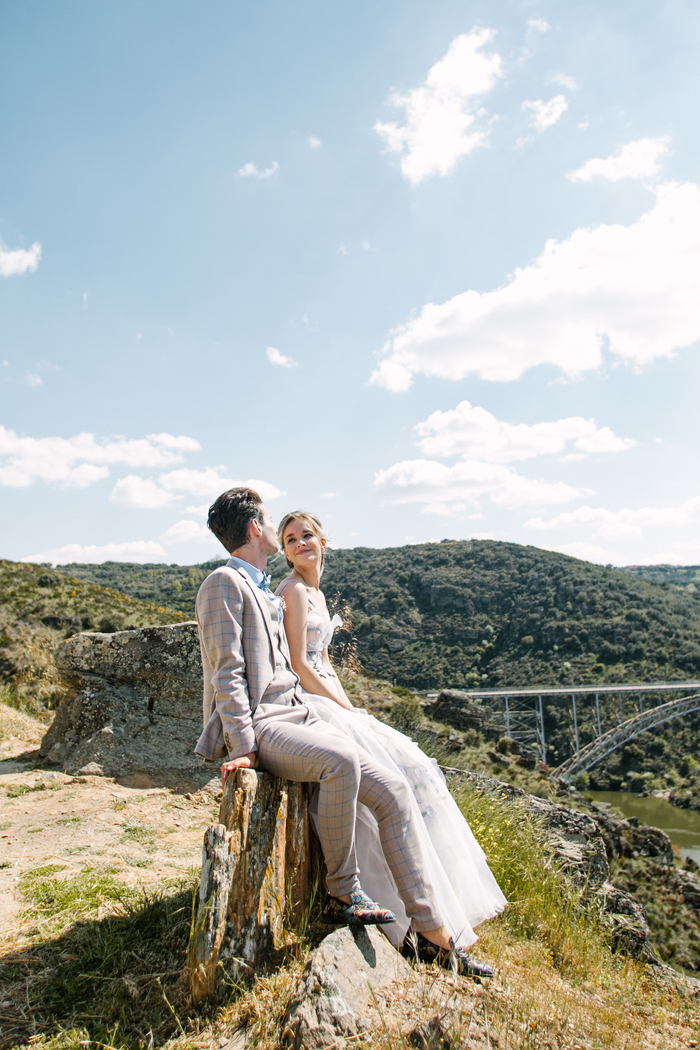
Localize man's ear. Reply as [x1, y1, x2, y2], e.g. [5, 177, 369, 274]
[249, 517, 263, 541]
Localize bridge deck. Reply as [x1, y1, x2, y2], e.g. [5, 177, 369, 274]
[426, 681, 700, 700]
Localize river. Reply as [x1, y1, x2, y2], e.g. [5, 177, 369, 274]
[588, 791, 700, 866]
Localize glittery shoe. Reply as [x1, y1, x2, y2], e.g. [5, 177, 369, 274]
[320, 889, 397, 926]
[401, 929, 494, 978]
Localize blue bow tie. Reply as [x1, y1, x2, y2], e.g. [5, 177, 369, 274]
[261, 572, 272, 590]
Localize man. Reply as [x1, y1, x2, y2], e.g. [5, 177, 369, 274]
[194, 487, 493, 975]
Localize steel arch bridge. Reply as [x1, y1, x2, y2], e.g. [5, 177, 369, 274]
[553, 691, 700, 781]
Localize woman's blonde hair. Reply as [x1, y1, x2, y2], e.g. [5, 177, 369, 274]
[277, 511, 328, 570]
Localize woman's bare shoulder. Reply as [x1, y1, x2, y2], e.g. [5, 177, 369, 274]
[275, 576, 307, 599]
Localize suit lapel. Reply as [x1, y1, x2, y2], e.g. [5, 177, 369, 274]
[233, 566, 276, 656]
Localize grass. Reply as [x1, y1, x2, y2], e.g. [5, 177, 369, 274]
[1, 777, 698, 1050]
[452, 782, 612, 978]
[119, 819, 157, 850]
[1, 873, 197, 1050]
[4, 781, 61, 798]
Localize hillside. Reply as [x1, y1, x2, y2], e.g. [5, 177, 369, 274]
[0, 560, 187, 712]
[620, 563, 700, 596]
[316, 541, 700, 691]
[51, 558, 226, 616]
[37, 543, 700, 774]
[54, 543, 700, 691]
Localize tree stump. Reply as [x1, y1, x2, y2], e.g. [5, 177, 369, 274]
[188, 769, 319, 1002]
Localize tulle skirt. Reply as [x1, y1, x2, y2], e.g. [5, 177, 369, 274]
[304, 691, 507, 948]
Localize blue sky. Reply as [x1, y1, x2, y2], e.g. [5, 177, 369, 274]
[2, 0, 699, 567]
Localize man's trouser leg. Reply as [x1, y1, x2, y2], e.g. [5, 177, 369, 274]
[254, 705, 442, 930]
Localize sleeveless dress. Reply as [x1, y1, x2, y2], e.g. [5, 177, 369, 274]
[300, 595, 507, 949]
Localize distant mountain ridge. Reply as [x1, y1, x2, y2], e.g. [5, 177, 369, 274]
[619, 563, 700, 595]
[54, 542, 700, 691]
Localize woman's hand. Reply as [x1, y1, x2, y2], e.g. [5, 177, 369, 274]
[221, 752, 257, 787]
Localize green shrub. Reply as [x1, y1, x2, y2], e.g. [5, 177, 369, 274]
[453, 782, 617, 978]
[389, 696, 423, 731]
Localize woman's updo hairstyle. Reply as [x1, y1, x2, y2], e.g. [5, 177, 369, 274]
[277, 511, 328, 571]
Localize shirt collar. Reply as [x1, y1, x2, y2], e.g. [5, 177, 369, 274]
[228, 555, 266, 587]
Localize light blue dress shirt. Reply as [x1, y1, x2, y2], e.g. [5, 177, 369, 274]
[227, 556, 284, 618]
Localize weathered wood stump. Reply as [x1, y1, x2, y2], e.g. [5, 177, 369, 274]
[188, 769, 320, 1002]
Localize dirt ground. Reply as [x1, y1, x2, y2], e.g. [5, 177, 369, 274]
[0, 702, 220, 943]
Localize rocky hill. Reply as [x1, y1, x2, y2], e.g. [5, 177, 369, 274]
[0, 560, 187, 712]
[50, 543, 700, 692]
[29, 543, 700, 778]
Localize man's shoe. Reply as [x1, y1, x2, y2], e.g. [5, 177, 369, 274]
[320, 889, 396, 926]
[401, 929, 494, 979]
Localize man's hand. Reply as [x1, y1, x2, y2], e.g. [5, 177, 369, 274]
[221, 752, 257, 787]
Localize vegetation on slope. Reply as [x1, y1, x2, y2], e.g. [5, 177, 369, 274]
[0, 560, 187, 713]
[55, 558, 226, 617]
[315, 541, 700, 690]
[53, 542, 700, 692]
[620, 563, 700, 597]
[47, 542, 700, 774]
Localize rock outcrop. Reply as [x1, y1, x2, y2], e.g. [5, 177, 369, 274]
[281, 926, 413, 1050]
[39, 623, 210, 788]
[443, 767, 659, 963]
[426, 690, 500, 738]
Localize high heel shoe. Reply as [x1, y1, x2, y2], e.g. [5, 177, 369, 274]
[320, 889, 396, 926]
[401, 929, 494, 979]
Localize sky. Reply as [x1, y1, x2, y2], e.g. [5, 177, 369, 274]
[2, 0, 700, 568]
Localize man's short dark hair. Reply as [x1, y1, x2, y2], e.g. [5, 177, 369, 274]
[207, 487, 264, 553]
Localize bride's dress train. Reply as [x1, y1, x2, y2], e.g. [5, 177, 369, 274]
[302, 602, 507, 948]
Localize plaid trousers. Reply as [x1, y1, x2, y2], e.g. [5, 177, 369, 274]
[254, 701, 441, 931]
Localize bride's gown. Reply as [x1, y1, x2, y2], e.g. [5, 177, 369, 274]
[300, 597, 507, 949]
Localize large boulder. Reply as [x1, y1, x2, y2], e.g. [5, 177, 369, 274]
[281, 926, 413, 1050]
[39, 623, 210, 788]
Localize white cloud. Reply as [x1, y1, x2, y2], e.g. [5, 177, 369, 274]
[110, 468, 285, 510]
[522, 94, 568, 132]
[266, 346, 298, 368]
[544, 541, 619, 565]
[0, 427, 200, 489]
[370, 181, 700, 390]
[307, 136, 321, 148]
[374, 459, 589, 511]
[236, 161, 279, 179]
[527, 18, 550, 33]
[319, 491, 338, 498]
[525, 497, 700, 538]
[373, 28, 503, 185]
[22, 540, 167, 565]
[26, 372, 42, 387]
[0, 238, 41, 277]
[415, 401, 635, 461]
[361, 240, 377, 252]
[568, 137, 669, 183]
[159, 520, 219, 546]
[549, 73, 577, 90]
[109, 475, 178, 509]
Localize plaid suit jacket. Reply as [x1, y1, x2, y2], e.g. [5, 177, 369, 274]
[194, 562, 297, 761]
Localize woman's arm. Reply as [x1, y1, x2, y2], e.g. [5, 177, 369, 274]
[319, 647, 353, 708]
[281, 581, 353, 709]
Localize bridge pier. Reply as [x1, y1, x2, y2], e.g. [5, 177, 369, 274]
[595, 692, 602, 741]
[572, 693, 580, 761]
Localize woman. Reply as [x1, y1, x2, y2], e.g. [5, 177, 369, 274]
[275, 511, 506, 975]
